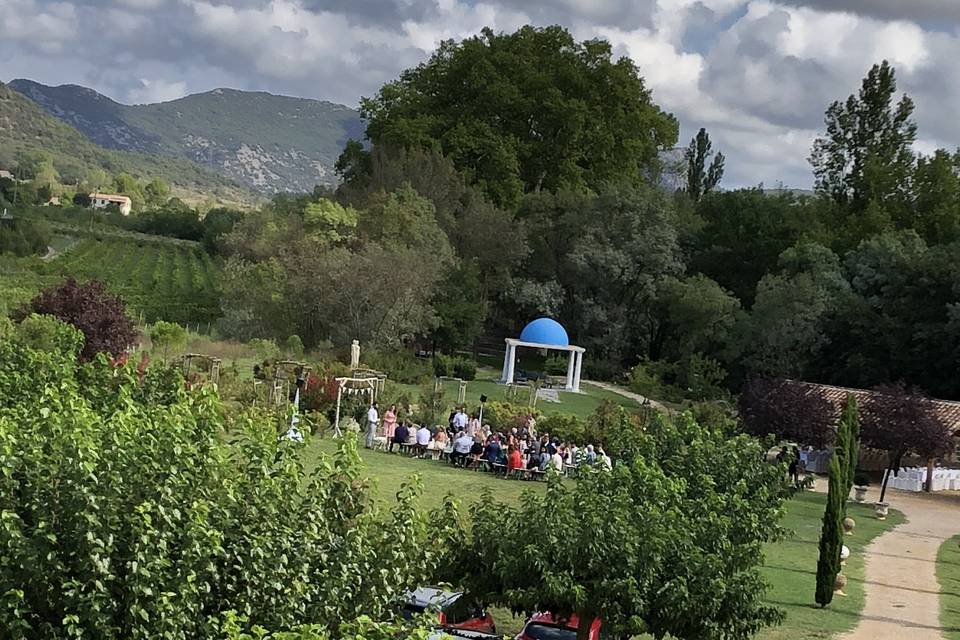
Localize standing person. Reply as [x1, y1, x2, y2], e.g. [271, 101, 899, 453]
[550, 447, 564, 474]
[365, 402, 379, 449]
[789, 446, 801, 487]
[453, 407, 469, 433]
[382, 404, 398, 439]
[585, 444, 597, 466]
[467, 412, 480, 438]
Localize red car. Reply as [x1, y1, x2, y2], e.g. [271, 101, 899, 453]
[515, 612, 603, 640]
[402, 586, 497, 634]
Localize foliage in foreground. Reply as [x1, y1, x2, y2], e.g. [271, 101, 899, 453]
[0, 332, 456, 638]
[442, 413, 790, 640]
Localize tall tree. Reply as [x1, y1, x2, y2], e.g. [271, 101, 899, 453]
[358, 25, 678, 208]
[739, 377, 837, 449]
[860, 383, 957, 499]
[684, 127, 725, 201]
[810, 61, 916, 223]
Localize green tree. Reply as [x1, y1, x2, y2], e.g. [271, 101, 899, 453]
[912, 149, 960, 244]
[359, 25, 678, 207]
[684, 127, 725, 202]
[149, 320, 188, 361]
[0, 339, 457, 636]
[810, 61, 916, 227]
[815, 450, 845, 607]
[144, 177, 171, 206]
[446, 414, 787, 640]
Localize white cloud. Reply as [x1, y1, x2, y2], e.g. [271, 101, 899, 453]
[127, 78, 188, 104]
[2, 0, 959, 189]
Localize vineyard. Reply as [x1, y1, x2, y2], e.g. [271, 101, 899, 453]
[0, 234, 222, 325]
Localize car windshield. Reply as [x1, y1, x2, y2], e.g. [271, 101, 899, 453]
[523, 623, 577, 640]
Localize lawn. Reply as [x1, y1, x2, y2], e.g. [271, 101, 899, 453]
[938, 534, 960, 640]
[392, 374, 643, 421]
[308, 437, 902, 638]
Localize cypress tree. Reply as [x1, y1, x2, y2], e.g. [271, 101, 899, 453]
[841, 396, 861, 504]
[815, 451, 844, 606]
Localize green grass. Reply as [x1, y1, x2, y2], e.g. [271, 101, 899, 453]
[392, 374, 642, 421]
[938, 534, 960, 640]
[308, 438, 902, 638]
[759, 493, 905, 640]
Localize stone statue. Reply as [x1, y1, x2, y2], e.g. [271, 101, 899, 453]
[350, 340, 360, 369]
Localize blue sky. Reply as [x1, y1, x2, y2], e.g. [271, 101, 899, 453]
[2, 0, 957, 188]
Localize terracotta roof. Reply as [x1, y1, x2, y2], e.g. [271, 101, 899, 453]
[787, 380, 960, 428]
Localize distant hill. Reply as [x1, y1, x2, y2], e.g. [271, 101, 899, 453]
[10, 79, 365, 194]
[0, 81, 255, 203]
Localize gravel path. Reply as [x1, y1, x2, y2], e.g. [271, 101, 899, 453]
[581, 380, 668, 411]
[839, 487, 960, 640]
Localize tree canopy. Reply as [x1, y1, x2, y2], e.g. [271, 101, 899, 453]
[357, 25, 678, 208]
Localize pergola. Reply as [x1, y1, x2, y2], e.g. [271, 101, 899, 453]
[500, 318, 585, 392]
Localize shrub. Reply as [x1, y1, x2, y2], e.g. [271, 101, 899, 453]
[15, 277, 137, 362]
[285, 334, 305, 358]
[149, 320, 188, 361]
[483, 400, 531, 432]
[543, 355, 568, 376]
[362, 349, 431, 384]
[537, 413, 585, 443]
[451, 357, 477, 381]
[10, 313, 84, 357]
[249, 337, 281, 361]
[432, 353, 453, 378]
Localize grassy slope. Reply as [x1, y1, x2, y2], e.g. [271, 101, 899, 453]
[0, 82, 255, 203]
[938, 534, 960, 640]
[309, 437, 902, 638]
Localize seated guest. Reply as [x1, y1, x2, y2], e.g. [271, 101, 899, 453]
[507, 445, 523, 474]
[539, 449, 551, 471]
[451, 431, 474, 466]
[483, 436, 502, 470]
[415, 424, 432, 457]
[550, 448, 564, 474]
[434, 428, 449, 445]
[390, 422, 410, 453]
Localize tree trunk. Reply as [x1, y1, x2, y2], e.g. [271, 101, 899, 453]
[576, 614, 593, 640]
[925, 458, 934, 492]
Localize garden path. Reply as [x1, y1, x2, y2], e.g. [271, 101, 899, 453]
[838, 487, 960, 640]
[581, 380, 668, 411]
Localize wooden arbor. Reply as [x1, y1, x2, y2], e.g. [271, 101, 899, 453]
[332, 376, 380, 438]
[179, 353, 222, 386]
[269, 360, 313, 406]
[435, 376, 468, 404]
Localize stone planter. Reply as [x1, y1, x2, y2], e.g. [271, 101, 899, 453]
[834, 573, 847, 596]
[854, 485, 868, 503]
[874, 502, 889, 520]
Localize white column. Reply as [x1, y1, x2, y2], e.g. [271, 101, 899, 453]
[505, 343, 516, 384]
[500, 342, 511, 383]
[565, 349, 576, 390]
[572, 351, 583, 392]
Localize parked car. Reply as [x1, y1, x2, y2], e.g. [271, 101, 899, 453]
[401, 586, 496, 634]
[515, 612, 602, 640]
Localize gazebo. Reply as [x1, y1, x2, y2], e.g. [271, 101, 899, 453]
[500, 318, 585, 392]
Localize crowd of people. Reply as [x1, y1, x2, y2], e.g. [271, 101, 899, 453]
[364, 402, 612, 478]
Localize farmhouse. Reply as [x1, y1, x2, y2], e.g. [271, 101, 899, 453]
[89, 192, 133, 216]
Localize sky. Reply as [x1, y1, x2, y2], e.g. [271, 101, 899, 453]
[1, 0, 958, 188]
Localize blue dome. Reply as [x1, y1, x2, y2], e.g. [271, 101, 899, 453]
[519, 318, 569, 347]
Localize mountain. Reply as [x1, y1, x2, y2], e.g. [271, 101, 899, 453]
[10, 79, 365, 194]
[0, 81, 254, 203]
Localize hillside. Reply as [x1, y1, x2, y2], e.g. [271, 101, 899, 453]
[0, 82, 255, 204]
[10, 79, 365, 194]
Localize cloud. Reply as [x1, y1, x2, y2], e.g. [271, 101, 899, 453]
[773, 0, 960, 24]
[1, 0, 958, 189]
